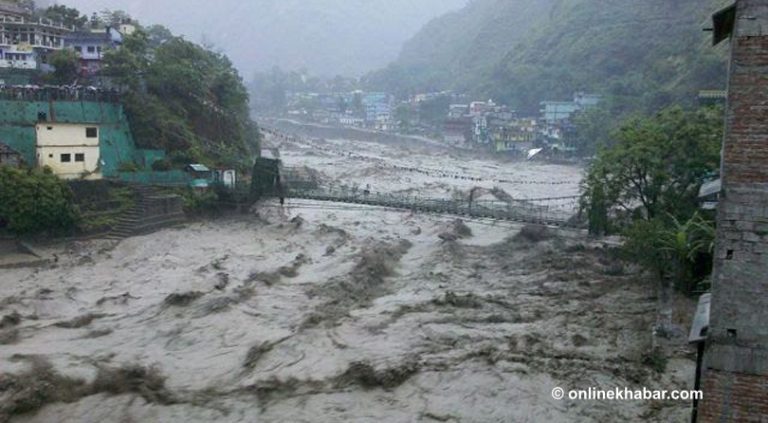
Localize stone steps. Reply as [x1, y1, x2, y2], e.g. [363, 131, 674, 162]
[108, 185, 185, 241]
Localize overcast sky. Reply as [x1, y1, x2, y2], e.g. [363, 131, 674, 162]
[45, 0, 468, 78]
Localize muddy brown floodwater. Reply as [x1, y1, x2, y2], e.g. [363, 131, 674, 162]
[0, 135, 696, 422]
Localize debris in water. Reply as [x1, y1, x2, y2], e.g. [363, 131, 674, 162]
[54, 313, 105, 329]
[164, 292, 204, 307]
[514, 224, 552, 243]
[215, 273, 230, 290]
[0, 311, 21, 329]
[336, 360, 419, 390]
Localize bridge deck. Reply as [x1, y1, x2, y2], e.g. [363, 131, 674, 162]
[286, 189, 581, 228]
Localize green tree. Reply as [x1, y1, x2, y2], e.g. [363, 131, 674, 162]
[351, 92, 365, 116]
[0, 167, 79, 235]
[42, 5, 88, 29]
[623, 213, 715, 294]
[418, 95, 451, 127]
[581, 106, 723, 232]
[100, 9, 132, 27]
[571, 105, 614, 155]
[103, 32, 259, 169]
[49, 49, 80, 85]
[394, 104, 413, 131]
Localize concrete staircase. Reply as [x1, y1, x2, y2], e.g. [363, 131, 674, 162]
[108, 185, 186, 241]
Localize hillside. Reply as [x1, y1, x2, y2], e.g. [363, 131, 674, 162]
[366, 0, 731, 113]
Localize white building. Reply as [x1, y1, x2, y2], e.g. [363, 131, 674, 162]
[35, 123, 102, 180]
[0, 1, 73, 69]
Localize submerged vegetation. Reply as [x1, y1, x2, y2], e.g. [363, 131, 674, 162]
[581, 106, 723, 293]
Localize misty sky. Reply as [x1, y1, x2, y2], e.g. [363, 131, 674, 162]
[44, 0, 468, 78]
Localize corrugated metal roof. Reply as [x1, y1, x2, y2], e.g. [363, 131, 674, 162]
[187, 164, 210, 172]
[699, 179, 722, 198]
[689, 293, 711, 343]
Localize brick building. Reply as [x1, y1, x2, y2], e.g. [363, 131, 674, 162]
[697, 1, 768, 421]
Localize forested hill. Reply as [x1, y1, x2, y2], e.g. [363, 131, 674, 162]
[365, 0, 732, 113]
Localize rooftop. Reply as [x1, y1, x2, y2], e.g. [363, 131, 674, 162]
[0, 1, 29, 17]
[0, 140, 20, 155]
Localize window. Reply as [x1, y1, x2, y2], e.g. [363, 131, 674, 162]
[74, 46, 82, 53]
[87, 46, 96, 53]
[86, 127, 98, 138]
[75, 153, 85, 162]
[61, 154, 71, 163]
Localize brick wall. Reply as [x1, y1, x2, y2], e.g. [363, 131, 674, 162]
[700, 369, 768, 421]
[722, 36, 768, 184]
[699, 1, 768, 421]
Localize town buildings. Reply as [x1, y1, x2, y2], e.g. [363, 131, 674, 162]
[0, 1, 128, 79]
[279, 84, 600, 156]
[35, 122, 102, 180]
[0, 89, 162, 182]
[0, 1, 73, 71]
[65, 27, 123, 76]
[541, 92, 601, 125]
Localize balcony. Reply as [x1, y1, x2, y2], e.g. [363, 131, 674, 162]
[0, 16, 74, 31]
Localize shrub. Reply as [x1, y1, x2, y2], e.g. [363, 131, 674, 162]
[623, 213, 715, 294]
[181, 189, 220, 215]
[117, 161, 141, 172]
[151, 159, 173, 171]
[0, 166, 79, 235]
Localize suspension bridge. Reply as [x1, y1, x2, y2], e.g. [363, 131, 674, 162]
[276, 182, 582, 227]
[253, 128, 585, 228]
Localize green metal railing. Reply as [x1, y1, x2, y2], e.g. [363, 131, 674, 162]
[284, 184, 581, 226]
[113, 171, 190, 186]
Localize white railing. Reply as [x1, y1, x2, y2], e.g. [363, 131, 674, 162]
[0, 16, 74, 31]
[0, 59, 36, 69]
[0, 39, 64, 49]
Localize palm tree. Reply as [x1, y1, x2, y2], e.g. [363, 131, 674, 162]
[657, 212, 715, 293]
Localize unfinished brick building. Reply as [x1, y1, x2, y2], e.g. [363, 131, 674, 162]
[698, 0, 768, 421]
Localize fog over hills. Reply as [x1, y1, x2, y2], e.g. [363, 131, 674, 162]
[45, 0, 467, 77]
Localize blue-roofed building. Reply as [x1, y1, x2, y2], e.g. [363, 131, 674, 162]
[362, 92, 392, 124]
[65, 27, 123, 76]
[540, 92, 601, 125]
[540, 101, 581, 125]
